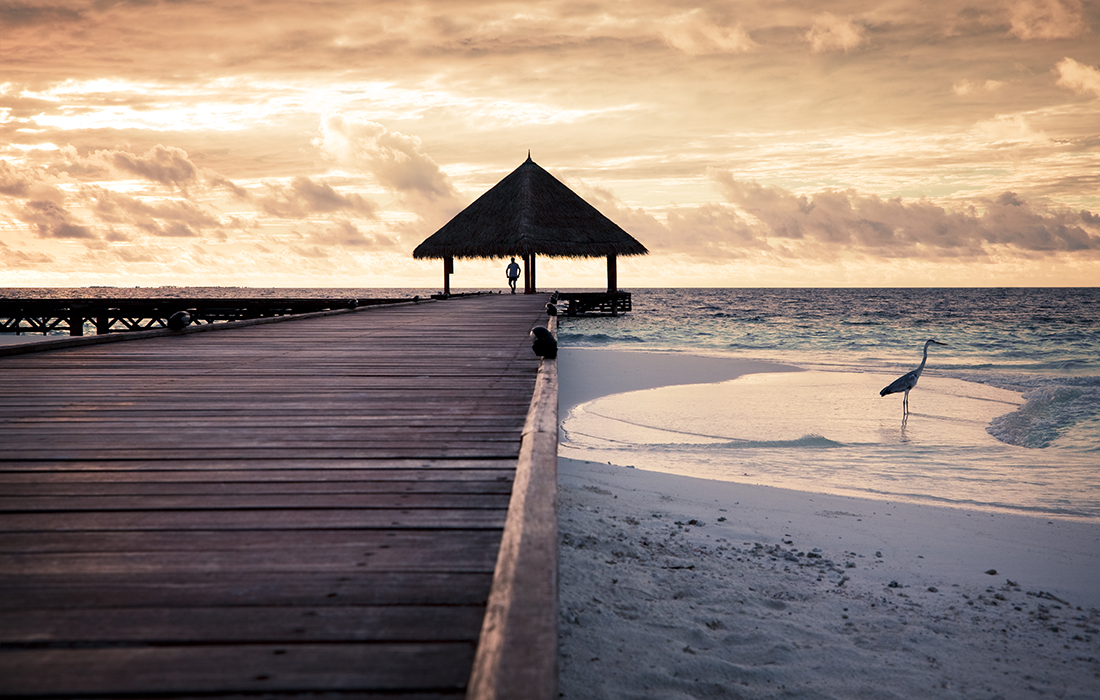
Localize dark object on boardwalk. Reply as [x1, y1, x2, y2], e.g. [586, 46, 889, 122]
[545, 302, 558, 317]
[880, 338, 946, 417]
[167, 310, 191, 331]
[531, 326, 557, 359]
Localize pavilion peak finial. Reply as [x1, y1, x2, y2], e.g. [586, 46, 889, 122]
[526, 150, 532, 162]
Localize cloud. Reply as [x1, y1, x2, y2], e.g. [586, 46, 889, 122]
[106, 145, 200, 192]
[1009, 0, 1087, 39]
[0, 161, 31, 198]
[575, 183, 668, 245]
[209, 175, 251, 200]
[305, 220, 398, 248]
[0, 159, 97, 240]
[708, 172, 1100, 259]
[1055, 57, 1100, 97]
[0, 158, 66, 202]
[20, 200, 95, 239]
[86, 187, 221, 238]
[50, 145, 202, 191]
[258, 176, 378, 219]
[0, 1, 82, 27]
[972, 114, 1048, 143]
[0, 149, 252, 247]
[0, 240, 54, 267]
[952, 79, 1006, 96]
[661, 10, 757, 55]
[805, 13, 865, 53]
[982, 190, 1098, 251]
[572, 175, 1096, 264]
[317, 115, 459, 204]
[662, 204, 768, 260]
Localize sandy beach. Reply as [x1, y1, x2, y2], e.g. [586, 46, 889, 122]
[557, 349, 1100, 699]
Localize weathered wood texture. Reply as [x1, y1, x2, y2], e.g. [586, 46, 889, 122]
[0, 294, 553, 699]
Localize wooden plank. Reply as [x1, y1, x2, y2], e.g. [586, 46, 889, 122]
[0, 428, 527, 441]
[0, 450, 521, 461]
[0, 545, 501, 577]
[0, 479, 515, 495]
[0, 459, 517, 474]
[0, 473, 516, 488]
[3, 412, 531, 424]
[0, 543, 501, 577]
[0, 571, 495, 608]
[0, 508, 508, 532]
[0, 605, 487, 643]
[0, 528, 503, 557]
[0, 643, 475, 695]
[0, 492, 511, 511]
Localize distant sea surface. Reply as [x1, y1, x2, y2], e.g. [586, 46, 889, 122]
[557, 288, 1100, 520]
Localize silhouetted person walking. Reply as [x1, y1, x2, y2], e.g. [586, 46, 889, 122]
[505, 257, 521, 294]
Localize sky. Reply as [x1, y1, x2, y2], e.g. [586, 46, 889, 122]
[2, 0, 1099, 289]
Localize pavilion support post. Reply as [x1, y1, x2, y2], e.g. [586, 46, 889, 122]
[606, 254, 618, 294]
[443, 256, 454, 296]
[68, 316, 83, 337]
[525, 254, 537, 294]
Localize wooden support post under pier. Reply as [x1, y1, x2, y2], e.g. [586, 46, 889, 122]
[444, 255, 454, 296]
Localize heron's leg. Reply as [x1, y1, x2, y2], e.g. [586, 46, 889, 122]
[903, 389, 910, 415]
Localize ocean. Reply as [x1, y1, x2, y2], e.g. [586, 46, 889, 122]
[557, 288, 1100, 521]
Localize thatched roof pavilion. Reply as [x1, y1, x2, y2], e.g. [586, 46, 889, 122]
[413, 155, 648, 294]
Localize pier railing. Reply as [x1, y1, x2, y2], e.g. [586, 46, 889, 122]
[0, 297, 415, 336]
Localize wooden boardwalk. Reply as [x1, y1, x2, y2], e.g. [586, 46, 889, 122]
[0, 294, 555, 699]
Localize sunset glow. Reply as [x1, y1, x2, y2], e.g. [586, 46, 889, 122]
[2, 0, 1098, 288]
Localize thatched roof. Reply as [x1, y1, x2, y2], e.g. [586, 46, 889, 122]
[413, 155, 649, 260]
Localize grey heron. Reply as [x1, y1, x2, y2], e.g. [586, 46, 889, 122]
[880, 339, 946, 417]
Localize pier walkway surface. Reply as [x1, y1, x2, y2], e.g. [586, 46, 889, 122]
[0, 294, 557, 699]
